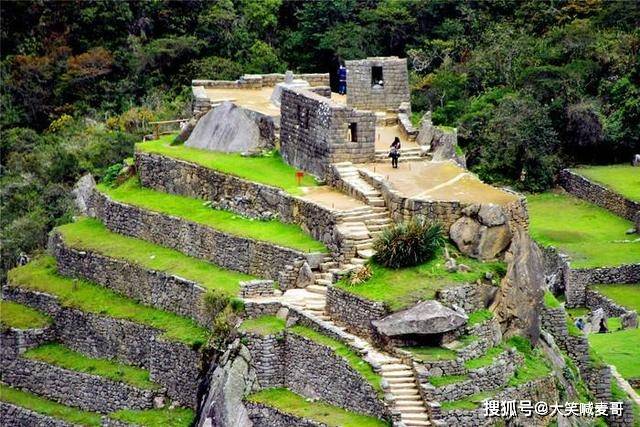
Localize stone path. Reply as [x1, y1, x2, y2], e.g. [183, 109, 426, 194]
[610, 365, 640, 406]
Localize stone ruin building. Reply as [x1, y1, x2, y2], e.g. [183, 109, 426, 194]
[345, 56, 410, 111]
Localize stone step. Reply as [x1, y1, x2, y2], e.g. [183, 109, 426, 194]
[367, 224, 389, 231]
[395, 396, 422, 403]
[380, 363, 411, 372]
[396, 405, 427, 414]
[314, 279, 332, 286]
[367, 198, 386, 207]
[358, 249, 376, 259]
[403, 420, 431, 426]
[355, 242, 374, 250]
[382, 370, 414, 378]
[401, 413, 431, 421]
[306, 284, 327, 295]
[350, 258, 366, 265]
[387, 378, 417, 385]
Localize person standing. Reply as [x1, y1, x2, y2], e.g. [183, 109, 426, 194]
[389, 137, 401, 168]
[338, 64, 347, 95]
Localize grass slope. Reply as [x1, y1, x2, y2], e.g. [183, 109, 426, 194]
[247, 388, 389, 427]
[0, 383, 102, 426]
[137, 135, 318, 195]
[464, 346, 505, 370]
[573, 165, 640, 201]
[591, 284, 640, 312]
[99, 178, 326, 253]
[56, 217, 253, 294]
[441, 390, 494, 411]
[0, 300, 51, 329]
[25, 343, 158, 389]
[8, 257, 209, 347]
[589, 327, 640, 381]
[336, 253, 505, 312]
[110, 407, 195, 427]
[528, 192, 639, 268]
[239, 315, 286, 335]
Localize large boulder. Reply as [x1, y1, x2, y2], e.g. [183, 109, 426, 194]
[185, 101, 275, 154]
[372, 300, 467, 337]
[197, 339, 256, 427]
[450, 203, 512, 260]
[72, 174, 97, 216]
[491, 227, 544, 345]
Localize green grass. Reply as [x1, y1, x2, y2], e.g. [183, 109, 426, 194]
[137, 135, 319, 195]
[528, 192, 639, 268]
[567, 317, 583, 337]
[0, 383, 102, 426]
[566, 306, 589, 318]
[591, 284, 640, 313]
[401, 345, 458, 362]
[8, 257, 208, 347]
[239, 315, 286, 335]
[607, 317, 623, 331]
[589, 327, 640, 381]
[246, 388, 389, 427]
[0, 300, 51, 329]
[440, 390, 494, 411]
[110, 407, 195, 427]
[467, 309, 493, 327]
[25, 343, 158, 389]
[464, 346, 505, 370]
[543, 291, 562, 309]
[429, 374, 469, 387]
[56, 218, 253, 295]
[506, 337, 551, 387]
[99, 178, 327, 253]
[573, 164, 640, 201]
[336, 253, 505, 312]
[290, 325, 383, 395]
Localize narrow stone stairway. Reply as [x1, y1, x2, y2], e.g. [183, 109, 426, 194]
[374, 146, 426, 163]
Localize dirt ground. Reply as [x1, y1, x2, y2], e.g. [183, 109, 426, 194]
[300, 186, 367, 210]
[204, 87, 280, 116]
[359, 161, 518, 205]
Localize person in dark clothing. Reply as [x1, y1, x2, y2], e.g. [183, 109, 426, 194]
[389, 137, 401, 168]
[338, 65, 347, 95]
[598, 318, 608, 333]
[575, 317, 585, 331]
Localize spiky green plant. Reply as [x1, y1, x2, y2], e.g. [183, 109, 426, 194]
[373, 219, 444, 268]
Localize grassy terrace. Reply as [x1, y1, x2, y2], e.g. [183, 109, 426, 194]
[441, 390, 493, 411]
[100, 178, 326, 253]
[591, 284, 640, 312]
[247, 388, 389, 427]
[56, 218, 253, 295]
[8, 257, 209, 348]
[0, 383, 102, 426]
[336, 251, 505, 312]
[528, 192, 639, 268]
[0, 383, 195, 427]
[589, 327, 640, 383]
[573, 164, 640, 201]
[137, 135, 318, 195]
[402, 335, 477, 363]
[25, 343, 158, 389]
[0, 300, 51, 330]
[240, 316, 383, 395]
[464, 346, 505, 370]
[506, 337, 551, 388]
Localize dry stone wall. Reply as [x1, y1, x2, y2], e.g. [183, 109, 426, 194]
[558, 169, 639, 221]
[1, 358, 158, 413]
[3, 285, 206, 409]
[135, 152, 344, 257]
[1, 325, 53, 363]
[0, 402, 73, 427]
[565, 264, 640, 307]
[50, 232, 209, 326]
[345, 57, 410, 111]
[437, 283, 497, 313]
[585, 288, 638, 328]
[325, 286, 389, 338]
[245, 402, 324, 427]
[88, 189, 316, 290]
[280, 87, 375, 178]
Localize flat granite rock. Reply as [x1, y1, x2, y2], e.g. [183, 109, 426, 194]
[372, 300, 467, 337]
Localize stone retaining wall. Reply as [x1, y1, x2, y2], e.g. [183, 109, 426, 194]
[193, 73, 330, 90]
[436, 283, 497, 315]
[583, 364, 612, 402]
[608, 400, 636, 427]
[245, 331, 388, 419]
[585, 288, 638, 329]
[280, 87, 376, 178]
[325, 286, 388, 338]
[1, 358, 157, 413]
[135, 152, 343, 257]
[50, 232, 209, 326]
[88, 189, 317, 290]
[1, 325, 54, 363]
[558, 169, 639, 221]
[0, 402, 73, 427]
[245, 401, 324, 427]
[3, 285, 206, 408]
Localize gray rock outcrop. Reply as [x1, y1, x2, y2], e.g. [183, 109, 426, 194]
[449, 203, 512, 260]
[372, 300, 467, 337]
[72, 174, 97, 216]
[492, 227, 544, 345]
[186, 102, 275, 154]
[198, 339, 256, 427]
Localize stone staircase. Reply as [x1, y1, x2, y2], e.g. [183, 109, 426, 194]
[374, 146, 427, 163]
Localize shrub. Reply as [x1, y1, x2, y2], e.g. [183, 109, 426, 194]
[347, 264, 372, 285]
[101, 163, 123, 188]
[373, 219, 444, 269]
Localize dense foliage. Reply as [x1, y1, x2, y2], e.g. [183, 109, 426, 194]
[1, 0, 639, 276]
[373, 219, 444, 269]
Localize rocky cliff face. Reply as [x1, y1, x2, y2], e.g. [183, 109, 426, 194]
[492, 227, 545, 345]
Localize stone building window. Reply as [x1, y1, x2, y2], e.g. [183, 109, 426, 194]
[348, 122, 358, 142]
[371, 66, 384, 87]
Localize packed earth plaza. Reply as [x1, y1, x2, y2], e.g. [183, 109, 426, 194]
[2, 56, 639, 427]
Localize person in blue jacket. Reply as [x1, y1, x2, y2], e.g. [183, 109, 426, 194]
[338, 64, 347, 95]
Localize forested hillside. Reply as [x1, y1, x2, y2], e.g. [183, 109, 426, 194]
[1, 0, 639, 276]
